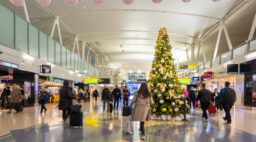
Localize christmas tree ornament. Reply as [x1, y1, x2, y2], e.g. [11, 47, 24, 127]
[161, 108, 167, 112]
[169, 84, 173, 88]
[158, 94, 162, 97]
[152, 108, 156, 112]
[172, 102, 175, 106]
[169, 108, 173, 112]
[160, 100, 164, 104]
[154, 89, 157, 93]
[175, 108, 179, 112]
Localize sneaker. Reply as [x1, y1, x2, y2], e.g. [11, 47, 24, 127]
[140, 135, 145, 140]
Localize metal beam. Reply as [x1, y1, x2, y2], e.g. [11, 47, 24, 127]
[186, 49, 190, 65]
[196, 43, 201, 64]
[202, 46, 207, 62]
[23, 1, 30, 23]
[248, 14, 256, 41]
[56, 17, 63, 45]
[223, 25, 233, 50]
[50, 18, 58, 38]
[213, 25, 223, 60]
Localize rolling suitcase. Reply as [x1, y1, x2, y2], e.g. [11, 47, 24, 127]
[122, 107, 133, 134]
[69, 105, 83, 127]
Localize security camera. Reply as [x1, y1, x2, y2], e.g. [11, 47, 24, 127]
[0, 49, 3, 54]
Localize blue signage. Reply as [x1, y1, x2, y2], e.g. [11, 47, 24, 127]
[126, 82, 143, 96]
[47, 77, 64, 83]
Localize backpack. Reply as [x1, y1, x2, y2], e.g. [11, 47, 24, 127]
[223, 88, 235, 104]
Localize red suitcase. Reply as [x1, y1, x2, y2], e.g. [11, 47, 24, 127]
[208, 106, 216, 114]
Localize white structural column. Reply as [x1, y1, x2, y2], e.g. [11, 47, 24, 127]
[186, 49, 190, 65]
[248, 14, 256, 41]
[72, 35, 80, 57]
[223, 25, 233, 50]
[196, 43, 201, 63]
[50, 17, 63, 45]
[191, 45, 195, 64]
[213, 25, 223, 60]
[23, 1, 30, 23]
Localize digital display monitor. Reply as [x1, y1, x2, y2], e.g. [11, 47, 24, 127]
[40, 65, 51, 73]
[227, 64, 238, 74]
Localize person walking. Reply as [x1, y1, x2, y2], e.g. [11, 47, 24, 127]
[59, 81, 76, 121]
[39, 88, 48, 114]
[188, 86, 196, 109]
[219, 81, 236, 125]
[112, 85, 121, 110]
[107, 91, 114, 115]
[197, 83, 211, 121]
[129, 83, 153, 140]
[123, 86, 130, 106]
[101, 86, 110, 112]
[1, 88, 7, 108]
[8, 84, 22, 113]
[93, 89, 99, 102]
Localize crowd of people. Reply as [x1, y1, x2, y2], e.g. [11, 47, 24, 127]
[185, 81, 236, 124]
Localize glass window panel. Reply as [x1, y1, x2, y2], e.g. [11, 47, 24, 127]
[62, 46, 66, 68]
[221, 51, 231, 63]
[0, 5, 14, 48]
[250, 40, 256, 52]
[67, 49, 71, 69]
[48, 38, 55, 64]
[39, 32, 48, 61]
[212, 56, 220, 67]
[15, 15, 28, 53]
[29, 25, 38, 57]
[56, 42, 61, 66]
[234, 44, 247, 58]
[71, 52, 75, 70]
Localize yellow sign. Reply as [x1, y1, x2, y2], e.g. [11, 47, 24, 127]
[189, 65, 197, 69]
[178, 78, 191, 85]
[84, 78, 98, 84]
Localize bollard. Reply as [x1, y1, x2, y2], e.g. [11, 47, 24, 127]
[182, 98, 188, 121]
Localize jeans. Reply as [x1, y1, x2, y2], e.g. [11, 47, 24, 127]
[40, 101, 47, 113]
[114, 99, 119, 110]
[222, 103, 233, 123]
[102, 100, 108, 112]
[123, 98, 128, 106]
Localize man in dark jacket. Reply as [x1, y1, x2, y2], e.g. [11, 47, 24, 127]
[59, 81, 75, 120]
[112, 85, 121, 110]
[102, 87, 110, 112]
[197, 83, 211, 121]
[219, 81, 236, 124]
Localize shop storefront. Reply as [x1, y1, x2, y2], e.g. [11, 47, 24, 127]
[0, 60, 35, 105]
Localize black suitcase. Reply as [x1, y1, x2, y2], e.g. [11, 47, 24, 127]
[69, 105, 81, 114]
[70, 112, 83, 127]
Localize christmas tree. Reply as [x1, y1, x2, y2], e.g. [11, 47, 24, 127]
[148, 28, 189, 117]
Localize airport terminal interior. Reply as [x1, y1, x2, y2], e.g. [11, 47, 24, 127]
[1, 0, 256, 142]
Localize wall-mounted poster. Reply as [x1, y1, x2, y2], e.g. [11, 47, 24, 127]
[90, 54, 96, 67]
[24, 82, 31, 99]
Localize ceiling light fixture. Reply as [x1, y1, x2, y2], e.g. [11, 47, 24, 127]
[37, 0, 51, 6]
[123, 0, 134, 5]
[9, 0, 24, 6]
[182, 0, 191, 2]
[152, 0, 162, 3]
[94, 0, 104, 5]
[65, 0, 79, 6]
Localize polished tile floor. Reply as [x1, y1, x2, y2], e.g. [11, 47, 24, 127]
[1, 100, 256, 142]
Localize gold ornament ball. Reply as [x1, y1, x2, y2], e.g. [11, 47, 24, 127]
[166, 96, 170, 100]
[169, 108, 173, 112]
[161, 108, 167, 112]
[152, 108, 156, 112]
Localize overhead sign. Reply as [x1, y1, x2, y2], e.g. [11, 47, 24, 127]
[40, 65, 51, 73]
[189, 65, 197, 70]
[47, 77, 64, 83]
[0, 60, 18, 69]
[203, 71, 213, 81]
[98, 78, 110, 84]
[180, 65, 188, 69]
[178, 78, 190, 85]
[84, 78, 98, 84]
[128, 72, 146, 80]
[192, 77, 200, 82]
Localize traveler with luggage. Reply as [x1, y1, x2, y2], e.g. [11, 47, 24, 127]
[8, 84, 22, 113]
[112, 85, 121, 110]
[188, 86, 196, 109]
[93, 89, 99, 102]
[196, 83, 211, 121]
[102, 87, 110, 112]
[219, 81, 236, 125]
[129, 83, 153, 140]
[123, 86, 130, 106]
[107, 91, 114, 115]
[39, 88, 48, 114]
[59, 81, 76, 121]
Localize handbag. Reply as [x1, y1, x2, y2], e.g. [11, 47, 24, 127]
[208, 92, 214, 109]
